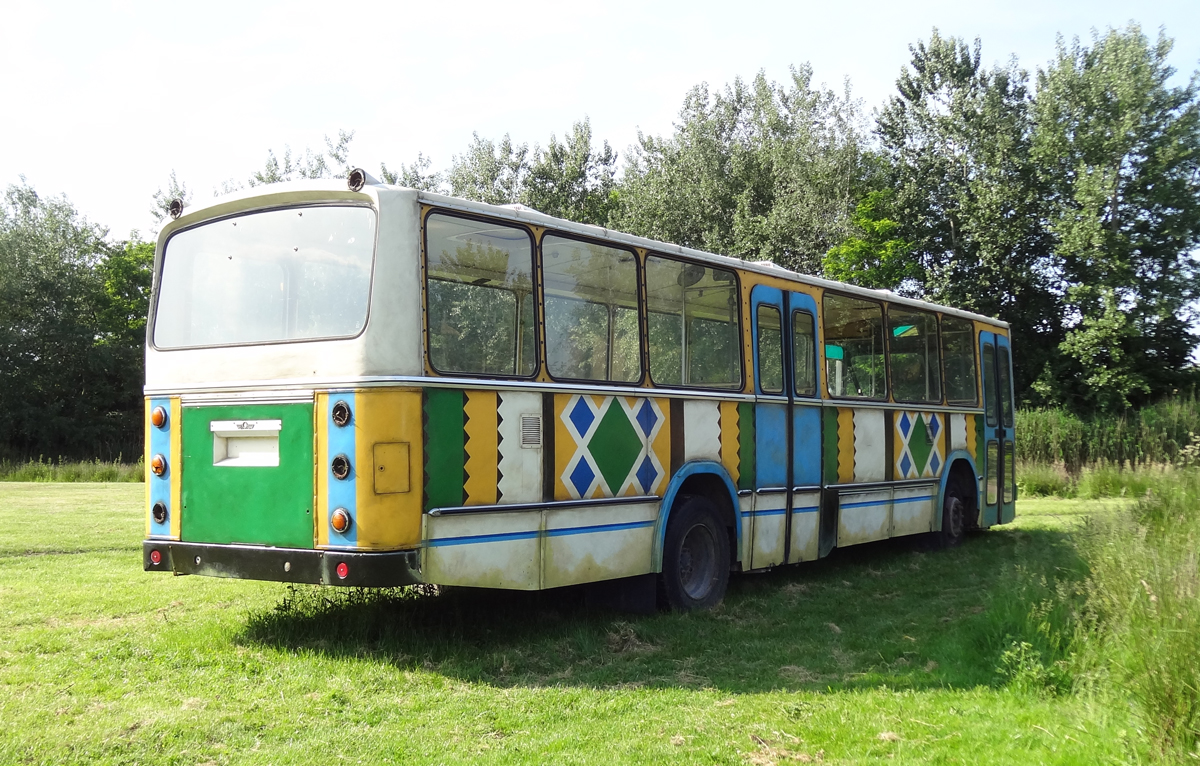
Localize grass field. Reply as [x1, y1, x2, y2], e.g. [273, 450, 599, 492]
[0, 484, 1146, 764]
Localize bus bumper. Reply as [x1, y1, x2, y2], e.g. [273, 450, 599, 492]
[142, 541, 422, 587]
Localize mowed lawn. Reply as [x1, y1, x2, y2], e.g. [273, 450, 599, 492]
[0, 484, 1139, 765]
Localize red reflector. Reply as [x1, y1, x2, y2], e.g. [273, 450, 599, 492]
[150, 549, 162, 565]
[336, 562, 349, 579]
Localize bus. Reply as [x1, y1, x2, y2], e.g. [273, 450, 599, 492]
[143, 171, 1016, 610]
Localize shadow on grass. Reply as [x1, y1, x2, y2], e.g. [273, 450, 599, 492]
[238, 523, 1084, 695]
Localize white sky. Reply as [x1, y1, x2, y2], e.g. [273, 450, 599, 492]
[2, 0, 1198, 239]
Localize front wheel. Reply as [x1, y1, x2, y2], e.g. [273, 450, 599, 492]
[937, 478, 967, 548]
[658, 496, 730, 611]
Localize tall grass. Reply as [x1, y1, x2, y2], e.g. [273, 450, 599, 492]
[0, 456, 143, 482]
[1072, 470, 1200, 758]
[1017, 396, 1200, 470]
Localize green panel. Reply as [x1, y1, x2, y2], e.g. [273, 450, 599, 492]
[181, 403, 314, 548]
[424, 388, 465, 510]
[909, 415, 931, 474]
[822, 408, 839, 485]
[737, 401, 755, 491]
[589, 402, 642, 492]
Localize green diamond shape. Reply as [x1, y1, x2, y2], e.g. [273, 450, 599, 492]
[908, 415, 932, 475]
[588, 402, 643, 493]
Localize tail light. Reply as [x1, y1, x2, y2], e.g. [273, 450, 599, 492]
[330, 507, 352, 534]
[151, 454, 167, 477]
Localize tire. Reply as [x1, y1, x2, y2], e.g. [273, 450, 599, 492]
[658, 496, 730, 611]
[937, 477, 967, 548]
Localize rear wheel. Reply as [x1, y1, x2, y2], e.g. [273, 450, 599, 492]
[937, 477, 968, 548]
[658, 496, 730, 611]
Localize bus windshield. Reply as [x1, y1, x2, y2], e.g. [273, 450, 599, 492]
[153, 205, 376, 348]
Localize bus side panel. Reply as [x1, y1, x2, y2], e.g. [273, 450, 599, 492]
[353, 389, 423, 549]
[422, 511, 541, 590]
[542, 502, 658, 589]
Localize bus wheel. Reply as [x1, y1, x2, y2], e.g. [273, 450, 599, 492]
[938, 479, 967, 548]
[658, 496, 730, 611]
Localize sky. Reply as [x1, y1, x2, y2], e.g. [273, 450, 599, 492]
[2, 0, 1198, 239]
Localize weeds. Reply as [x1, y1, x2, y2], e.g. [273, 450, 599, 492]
[0, 455, 143, 482]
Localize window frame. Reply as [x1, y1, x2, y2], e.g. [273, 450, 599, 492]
[821, 291, 889, 401]
[422, 208, 541, 380]
[540, 230, 644, 386]
[755, 303, 785, 395]
[940, 314, 980, 407]
[885, 304, 945, 405]
[150, 202, 379, 352]
[643, 252, 745, 392]
[791, 308, 818, 398]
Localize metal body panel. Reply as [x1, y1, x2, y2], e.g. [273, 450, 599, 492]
[837, 488, 892, 547]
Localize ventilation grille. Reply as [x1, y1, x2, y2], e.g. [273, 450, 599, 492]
[520, 414, 542, 448]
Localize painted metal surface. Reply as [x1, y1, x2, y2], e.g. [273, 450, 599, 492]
[788, 490, 821, 562]
[179, 402, 314, 549]
[555, 394, 671, 500]
[837, 488, 892, 547]
[892, 484, 937, 536]
[145, 397, 181, 539]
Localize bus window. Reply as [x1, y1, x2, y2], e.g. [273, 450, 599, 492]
[823, 294, 885, 399]
[542, 235, 640, 382]
[792, 311, 816, 396]
[998, 344, 1014, 428]
[982, 343, 997, 427]
[756, 305, 783, 394]
[646, 257, 741, 389]
[425, 214, 535, 376]
[888, 306, 941, 403]
[941, 316, 978, 405]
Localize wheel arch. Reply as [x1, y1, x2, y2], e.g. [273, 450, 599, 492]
[652, 461, 742, 573]
[937, 451, 979, 531]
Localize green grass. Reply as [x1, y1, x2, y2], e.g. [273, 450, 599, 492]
[0, 456, 143, 482]
[0, 484, 1146, 764]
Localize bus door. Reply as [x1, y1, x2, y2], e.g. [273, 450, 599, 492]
[749, 286, 821, 568]
[979, 332, 1017, 525]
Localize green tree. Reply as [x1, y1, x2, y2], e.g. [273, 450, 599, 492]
[523, 118, 617, 224]
[1033, 25, 1200, 411]
[613, 67, 872, 274]
[447, 133, 530, 205]
[822, 190, 918, 289]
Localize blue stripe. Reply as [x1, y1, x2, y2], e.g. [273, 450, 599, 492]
[148, 397, 172, 538]
[740, 504, 820, 519]
[326, 392, 357, 547]
[841, 495, 932, 510]
[428, 519, 655, 548]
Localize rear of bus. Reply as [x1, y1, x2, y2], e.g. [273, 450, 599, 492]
[142, 180, 427, 586]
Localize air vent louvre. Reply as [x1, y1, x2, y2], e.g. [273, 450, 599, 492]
[520, 414, 542, 448]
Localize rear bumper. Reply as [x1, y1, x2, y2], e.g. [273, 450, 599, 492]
[143, 540, 422, 587]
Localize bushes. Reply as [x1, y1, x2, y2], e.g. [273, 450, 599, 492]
[0, 456, 143, 482]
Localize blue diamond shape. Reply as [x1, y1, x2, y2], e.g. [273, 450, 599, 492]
[636, 455, 658, 492]
[569, 458, 596, 496]
[569, 397, 595, 436]
[929, 452, 941, 474]
[899, 452, 913, 477]
[636, 399, 658, 436]
[899, 412, 912, 437]
[928, 414, 940, 438]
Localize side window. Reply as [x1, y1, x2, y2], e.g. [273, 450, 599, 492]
[792, 311, 816, 397]
[646, 256, 742, 389]
[756, 305, 783, 394]
[998, 345, 1014, 428]
[888, 306, 942, 403]
[542, 235, 641, 382]
[425, 213, 535, 376]
[942, 316, 978, 405]
[823, 294, 885, 399]
[982, 343, 997, 427]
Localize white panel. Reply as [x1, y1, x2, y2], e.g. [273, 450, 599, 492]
[892, 485, 936, 537]
[852, 408, 886, 482]
[683, 400, 721, 461]
[789, 490, 821, 563]
[497, 391, 543, 503]
[739, 494, 754, 565]
[542, 503, 658, 588]
[950, 413, 967, 452]
[838, 488, 891, 547]
[423, 511, 540, 590]
[750, 494, 787, 569]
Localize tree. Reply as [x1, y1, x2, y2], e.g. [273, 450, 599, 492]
[379, 152, 444, 192]
[822, 189, 918, 290]
[523, 119, 618, 224]
[1032, 25, 1200, 411]
[872, 30, 1060, 401]
[447, 133, 530, 206]
[613, 67, 873, 274]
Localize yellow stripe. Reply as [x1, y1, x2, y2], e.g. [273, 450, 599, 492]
[966, 414, 977, 462]
[554, 395, 574, 500]
[144, 398, 151, 538]
[169, 398, 182, 539]
[651, 398, 670, 495]
[837, 407, 855, 483]
[315, 392, 329, 548]
[719, 400, 740, 487]
[463, 390, 499, 505]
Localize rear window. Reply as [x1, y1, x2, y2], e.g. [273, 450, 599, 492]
[153, 205, 376, 348]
